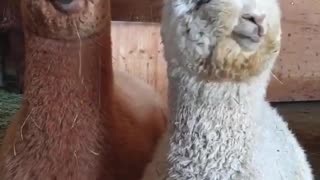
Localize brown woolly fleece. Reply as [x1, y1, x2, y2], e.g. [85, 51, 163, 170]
[0, 0, 167, 179]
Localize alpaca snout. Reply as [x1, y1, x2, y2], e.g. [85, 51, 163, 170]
[242, 13, 266, 37]
[195, 0, 211, 9]
[230, 12, 267, 51]
[51, 0, 86, 14]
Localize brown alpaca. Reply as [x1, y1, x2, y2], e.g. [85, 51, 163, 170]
[0, 0, 167, 179]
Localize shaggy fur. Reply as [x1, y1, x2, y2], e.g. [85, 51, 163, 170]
[142, 0, 314, 179]
[0, 0, 167, 179]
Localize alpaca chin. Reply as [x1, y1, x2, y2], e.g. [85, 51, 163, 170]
[208, 32, 280, 82]
[21, 0, 110, 40]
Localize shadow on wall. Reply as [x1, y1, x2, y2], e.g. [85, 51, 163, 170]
[0, 0, 24, 93]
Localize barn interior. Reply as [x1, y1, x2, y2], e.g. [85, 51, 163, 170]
[0, 0, 319, 178]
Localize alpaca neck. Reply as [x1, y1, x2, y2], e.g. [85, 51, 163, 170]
[5, 20, 115, 179]
[23, 29, 112, 134]
[167, 69, 271, 179]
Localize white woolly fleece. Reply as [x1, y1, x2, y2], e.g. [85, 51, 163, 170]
[142, 0, 314, 179]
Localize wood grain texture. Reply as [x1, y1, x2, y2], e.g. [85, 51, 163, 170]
[111, 0, 162, 22]
[111, 0, 320, 102]
[266, 0, 320, 101]
[112, 22, 168, 100]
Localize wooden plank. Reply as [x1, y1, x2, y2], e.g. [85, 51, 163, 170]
[111, 0, 162, 22]
[111, 22, 168, 100]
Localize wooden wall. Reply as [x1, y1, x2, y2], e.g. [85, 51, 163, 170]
[111, 0, 162, 22]
[111, 0, 320, 102]
[112, 22, 167, 99]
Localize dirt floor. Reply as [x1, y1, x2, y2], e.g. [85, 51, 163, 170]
[0, 90, 319, 179]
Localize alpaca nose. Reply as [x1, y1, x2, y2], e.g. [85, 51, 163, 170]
[195, 0, 211, 9]
[52, 0, 85, 14]
[242, 13, 266, 37]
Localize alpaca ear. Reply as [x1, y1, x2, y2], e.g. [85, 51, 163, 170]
[51, 0, 85, 14]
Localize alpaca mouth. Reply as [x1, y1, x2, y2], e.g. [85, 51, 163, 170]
[231, 13, 265, 45]
[232, 31, 261, 43]
[231, 28, 263, 51]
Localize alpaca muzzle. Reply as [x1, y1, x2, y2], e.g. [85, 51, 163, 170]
[230, 12, 266, 51]
[233, 13, 266, 43]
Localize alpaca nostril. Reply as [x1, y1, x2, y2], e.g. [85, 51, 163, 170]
[242, 14, 265, 26]
[52, 0, 85, 14]
[195, 0, 211, 9]
[55, 0, 74, 4]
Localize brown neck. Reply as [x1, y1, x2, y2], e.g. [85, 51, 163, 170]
[23, 28, 112, 127]
[12, 27, 115, 178]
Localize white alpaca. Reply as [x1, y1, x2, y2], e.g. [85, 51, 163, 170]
[142, 0, 314, 179]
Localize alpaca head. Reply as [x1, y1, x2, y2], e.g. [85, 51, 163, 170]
[21, 0, 110, 40]
[161, 0, 282, 81]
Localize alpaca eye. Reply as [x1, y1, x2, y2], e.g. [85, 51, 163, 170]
[52, 0, 85, 14]
[195, 0, 211, 9]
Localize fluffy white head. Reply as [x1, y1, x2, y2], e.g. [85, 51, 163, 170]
[161, 0, 282, 81]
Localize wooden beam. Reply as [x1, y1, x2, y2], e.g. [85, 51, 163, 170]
[111, 0, 162, 22]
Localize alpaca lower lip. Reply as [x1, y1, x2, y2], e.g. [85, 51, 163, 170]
[233, 32, 261, 43]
